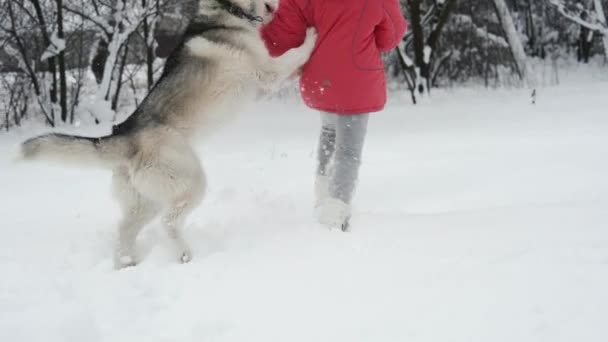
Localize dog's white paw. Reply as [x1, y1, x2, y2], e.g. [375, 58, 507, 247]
[180, 250, 192, 264]
[305, 28, 318, 43]
[302, 28, 318, 52]
[287, 28, 316, 67]
[115, 255, 137, 269]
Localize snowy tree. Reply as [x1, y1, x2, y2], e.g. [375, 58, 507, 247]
[64, 0, 161, 116]
[0, 0, 169, 127]
[547, 0, 608, 60]
[492, 0, 537, 90]
[396, 0, 457, 103]
[56, 0, 68, 122]
[1, 0, 606, 130]
[1, 0, 56, 125]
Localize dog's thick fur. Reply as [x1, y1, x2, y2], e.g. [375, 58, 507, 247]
[20, 0, 316, 268]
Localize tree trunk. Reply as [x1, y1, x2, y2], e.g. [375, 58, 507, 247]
[7, 0, 54, 126]
[98, 34, 122, 103]
[91, 38, 110, 84]
[594, 0, 608, 59]
[30, 0, 58, 105]
[112, 42, 130, 111]
[492, 0, 537, 88]
[525, 0, 539, 56]
[56, 0, 68, 122]
[396, 47, 417, 105]
[70, 27, 88, 123]
[424, 0, 457, 91]
[408, 0, 425, 94]
[143, 0, 155, 90]
[7, 1, 41, 97]
[578, 27, 593, 63]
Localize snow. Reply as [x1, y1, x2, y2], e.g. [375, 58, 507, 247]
[41, 32, 66, 61]
[452, 14, 509, 48]
[84, 99, 117, 123]
[2, 80, 608, 342]
[423, 45, 432, 64]
[397, 41, 414, 67]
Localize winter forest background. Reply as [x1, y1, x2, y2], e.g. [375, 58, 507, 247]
[0, 0, 606, 131]
[2, 2, 608, 340]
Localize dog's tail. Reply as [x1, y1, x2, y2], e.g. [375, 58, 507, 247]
[19, 133, 133, 168]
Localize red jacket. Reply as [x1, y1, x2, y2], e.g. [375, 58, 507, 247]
[261, 0, 407, 114]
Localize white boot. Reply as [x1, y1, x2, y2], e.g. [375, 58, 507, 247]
[316, 197, 351, 231]
[314, 174, 330, 209]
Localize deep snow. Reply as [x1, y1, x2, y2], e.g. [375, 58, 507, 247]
[1, 81, 608, 342]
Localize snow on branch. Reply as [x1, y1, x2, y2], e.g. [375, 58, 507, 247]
[62, 4, 114, 35]
[63, 0, 158, 38]
[547, 0, 608, 35]
[398, 41, 415, 68]
[81, 0, 159, 120]
[452, 14, 510, 49]
[402, 4, 437, 47]
[40, 31, 66, 61]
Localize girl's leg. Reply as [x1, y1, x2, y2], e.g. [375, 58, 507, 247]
[316, 112, 337, 176]
[318, 113, 369, 230]
[330, 113, 369, 204]
[315, 112, 337, 207]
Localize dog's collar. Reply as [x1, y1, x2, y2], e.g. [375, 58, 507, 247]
[215, 0, 263, 23]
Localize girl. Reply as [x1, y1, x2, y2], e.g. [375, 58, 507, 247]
[261, 0, 407, 230]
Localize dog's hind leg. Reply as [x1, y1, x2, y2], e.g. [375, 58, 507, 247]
[112, 166, 160, 269]
[130, 134, 206, 264]
[160, 155, 205, 264]
[162, 191, 203, 264]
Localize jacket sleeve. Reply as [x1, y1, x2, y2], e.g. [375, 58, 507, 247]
[260, 0, 308, 57]
[374, 0, 408, 52]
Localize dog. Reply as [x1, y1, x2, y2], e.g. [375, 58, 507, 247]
[19, 0, 317, 269]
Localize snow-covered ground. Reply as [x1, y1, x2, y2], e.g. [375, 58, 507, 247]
[1, 81, 608, 342]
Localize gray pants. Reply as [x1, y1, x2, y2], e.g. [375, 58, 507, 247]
[316, 112, 369, 204]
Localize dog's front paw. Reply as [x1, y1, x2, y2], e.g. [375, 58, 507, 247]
[115, 255, 137, 270]
[285, 28, 317, 69]
[302, 28, 318, 53]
